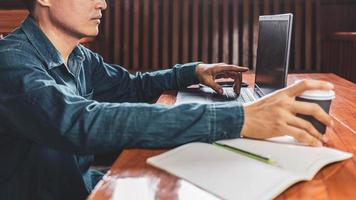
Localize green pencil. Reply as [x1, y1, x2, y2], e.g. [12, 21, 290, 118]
[213, 142, 278, 166]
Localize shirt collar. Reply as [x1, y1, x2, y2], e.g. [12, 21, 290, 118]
[21, 16, 85, 70]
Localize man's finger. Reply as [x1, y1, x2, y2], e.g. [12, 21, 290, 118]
[233, 72, 242, 94]
[287, 115, 325, 142]
[291, 101, 333, 127]
[284, 125, 323, 147]
[204, 78, 223, 94]
[286, 79, 334, 97]
[213, 65, 249, 74]
[215, 71, 241, 79]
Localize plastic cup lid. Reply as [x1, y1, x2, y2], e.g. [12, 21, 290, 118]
[298, 90, 335, 100]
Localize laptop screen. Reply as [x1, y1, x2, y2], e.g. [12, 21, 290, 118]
[254, 14, 293, 96]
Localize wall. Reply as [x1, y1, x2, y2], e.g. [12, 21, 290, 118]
[320, 0, 356, 39]
[93, 0, 322, 73]
[0, 0, 355, 82]
[0, 9, 28, 36]
[319, 0, 356, 82]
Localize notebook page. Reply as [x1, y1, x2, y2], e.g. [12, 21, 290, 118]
[147, 142, 301, 200]
[218, 137, 352, 179]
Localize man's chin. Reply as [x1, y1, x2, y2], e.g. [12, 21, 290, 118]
[85, 30, 99, 38]
[78, 28, 99, 39]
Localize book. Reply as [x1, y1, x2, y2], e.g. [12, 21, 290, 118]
[146, 136, 352, 200]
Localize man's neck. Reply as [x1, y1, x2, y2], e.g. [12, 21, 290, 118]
[35, 18, 80, 66]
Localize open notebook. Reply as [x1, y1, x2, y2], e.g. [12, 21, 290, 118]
[147, 136, 352, 200]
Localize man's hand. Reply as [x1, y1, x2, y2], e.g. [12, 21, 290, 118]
[241, 80, 334, 147]
[195, 63, 249, 94]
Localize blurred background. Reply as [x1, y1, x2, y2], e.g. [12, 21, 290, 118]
[1, 0, 355, 82]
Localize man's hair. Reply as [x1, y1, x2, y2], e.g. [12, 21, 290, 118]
[22, 0, 36, 13]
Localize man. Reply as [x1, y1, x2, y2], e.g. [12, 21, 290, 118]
[0, 0, 333, 199]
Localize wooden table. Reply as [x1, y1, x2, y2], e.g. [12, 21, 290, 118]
[88, 74, 356, 200]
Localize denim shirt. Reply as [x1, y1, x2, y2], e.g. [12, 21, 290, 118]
[0, 16, 244, 200]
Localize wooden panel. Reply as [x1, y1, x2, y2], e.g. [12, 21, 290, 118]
[200, 0, 209, 63]
[319, 1, 356, 80]
[232, 0, 240, 65]
[132, 0, 141, 69]
[222, 0, 230, 63]
[252, 0, 260, 69]
[122, 0, 132, 68]
[320, 2, 356, 39]
[181, 0, 190, 63]
[263, 0, 271, 14]
[242, 0, 250, 67]
[160, 0, 170, 68]
[151, 0, 160, 70]
[321, 33, 356, 83]
[294, 0, 303, 71]
[315, 0, 321, 71]
[141, 0, 151, 68]
[191, 0, 200, 61]
[171, 0, 180, 65]
[284, 0, 292, 11]
[305, 0, 313, 70]
[273, 0, 280, 13]
[113, 0, 122, 64]
[1, 1, 333, 75]
[0, 10, 28, 35]
[0, 0, 24, 9]
[85, 0, 324, 73]
[211, 0, 220, 63]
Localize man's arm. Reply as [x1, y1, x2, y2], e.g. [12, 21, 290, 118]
[85, 47, 201, 103]
[85, 48, 249, 103]
[0, 49, 244, 154]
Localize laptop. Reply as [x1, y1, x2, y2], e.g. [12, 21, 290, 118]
[176, 13, 293, 104]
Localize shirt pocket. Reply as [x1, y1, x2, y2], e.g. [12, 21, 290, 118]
[82, 89, 94, 100]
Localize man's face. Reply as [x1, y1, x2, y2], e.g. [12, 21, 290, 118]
[48, 0, 107, 39]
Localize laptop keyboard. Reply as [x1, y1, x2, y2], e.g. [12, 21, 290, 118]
[213, 88, 255, 103]
[237, 88, 256, 103]
[223, 88, 238, 99]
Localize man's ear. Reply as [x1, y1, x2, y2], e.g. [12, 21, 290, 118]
[36, 0, 51, 8]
